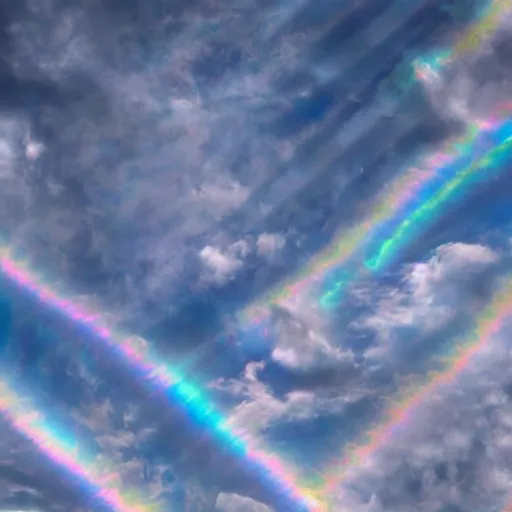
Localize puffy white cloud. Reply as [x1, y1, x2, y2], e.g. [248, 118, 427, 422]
[199, 240, 250, 285]
[270, 305, 354, 373]
[360, 242, 500, 363]
[206, 245, 498, 446]
[216, 492, 272, 512]
[212, 362, 359, 436]
[24, 139, 44, 162]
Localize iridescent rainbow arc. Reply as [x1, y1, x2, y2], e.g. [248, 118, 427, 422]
[322, 276, 512, 509]
[365, 115, 512, 272]
[319, 106, 512, 306]
[0, 250, 320, 512]
[0, 374, 156, 512]
[320, 117, 507, 306]
[414, 0, 511, 82]
[239, 0, 512, 323]
[241, 123, 482, 321]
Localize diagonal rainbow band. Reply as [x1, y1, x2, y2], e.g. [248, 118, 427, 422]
[239, 0, 512, 325]
[321, 275, 512, 508]
[413, 0, 511, 82]
[364, 116, 512, 273]
[0, 373, 157, 512]
[0, 250, 321, 512]
[319, 117, 503, 307]
[241, 123, 483, 323]
[245, 108, 512, 318]
[319, 102, 512, 305]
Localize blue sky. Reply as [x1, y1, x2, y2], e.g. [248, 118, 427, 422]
[1, 1, 512, 511]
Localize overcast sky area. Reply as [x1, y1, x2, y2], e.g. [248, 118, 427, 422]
[1, 0, 512, 511]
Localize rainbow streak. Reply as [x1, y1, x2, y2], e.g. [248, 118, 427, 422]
[322, 276, 512, 510]
[0, 374, 156, 512]
[366, 118, 512, 272]
[241, 121, 485, 323]
[319, 119, 497, 307]
[413, 0, 512, 82]
[451, 0, 511, 56]
[320, 104, 512, 306]
[0, 250, 320, 512]
[238, 1, 510, 324]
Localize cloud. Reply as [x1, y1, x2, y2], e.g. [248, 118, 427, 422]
[359, 242, 500, 364]
[212, 361, 357, 436]
[270, 305, 354, 373]
[199, 240, 250, 285]
[0, 0, 311, 331]
[23, 137, 44, 162]
[256, 233, 286, 260]
[0, 421, 90, 512]
[0, 116, 32, 182]
[422, 16, 512, 123]
[323, 245, 512, 512]
[3, 2, 512, 512]
[0, 132, 14, 180]
[213, 242, 502, 451]
[216, 492, 272, 512]
[0, 0, 321, 507]
[192, 175, 250, 219]
[330, 318, 512, 512]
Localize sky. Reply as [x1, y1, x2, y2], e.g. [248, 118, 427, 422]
[1, 0, 512, 511]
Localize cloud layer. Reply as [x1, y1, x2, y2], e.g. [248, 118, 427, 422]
[1, 1, 512, 511]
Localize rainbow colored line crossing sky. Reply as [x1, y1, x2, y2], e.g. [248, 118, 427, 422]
[364, 117, 512, 272]
[414, 0, 511, 80]
[241, 108, 512, 320]
[0, 249, 320, 512]
[322, 275, 512, 510]
[236, 0, 512, 323]
[0, 374, 157, 512]
[0, 2, 510, 510]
